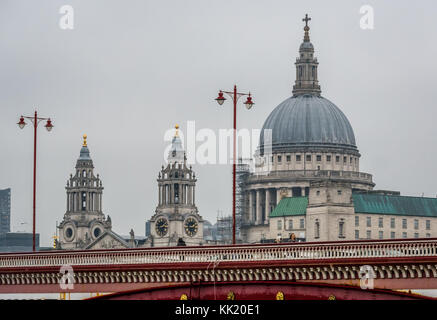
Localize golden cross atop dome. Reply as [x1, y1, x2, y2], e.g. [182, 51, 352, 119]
[83, 134, 87, 147]
[303, 13, 311, 27]
[175, 124, 179, 137]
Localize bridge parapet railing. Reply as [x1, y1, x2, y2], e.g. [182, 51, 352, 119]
[0, 239, 436, 269]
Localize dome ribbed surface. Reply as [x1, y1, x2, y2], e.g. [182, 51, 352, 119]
[259, 94, 357, 153]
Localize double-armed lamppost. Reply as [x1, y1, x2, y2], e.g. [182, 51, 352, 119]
[17, 111, 54, 251]
[215, 85, 254, 244]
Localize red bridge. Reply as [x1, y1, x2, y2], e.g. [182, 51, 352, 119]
[1, 238, 437, 299]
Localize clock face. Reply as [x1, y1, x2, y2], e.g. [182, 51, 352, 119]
[155, 217, 169, 237]
[184, 217, 198, 237]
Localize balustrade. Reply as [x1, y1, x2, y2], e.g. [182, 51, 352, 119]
[0, 239, 436, 269]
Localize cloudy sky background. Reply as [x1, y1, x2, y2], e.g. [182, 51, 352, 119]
[0, 0, 436, 247]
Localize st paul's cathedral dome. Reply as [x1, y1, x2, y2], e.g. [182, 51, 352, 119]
[259, 15, 358, 156]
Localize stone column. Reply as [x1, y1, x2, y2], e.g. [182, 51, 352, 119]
[188, 185, 192, 205]
[158, 185, 160, 205]
[265, 189, 270, 224]
[93, 192, 96, 211]
[256, 189, 261, 225]
[276, 188, 281, 205]
[193, 186, 195, 205]
[164, 184, 168, 205]
[248, 190, 254, 223]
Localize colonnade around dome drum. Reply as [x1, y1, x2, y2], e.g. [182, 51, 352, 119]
[242, 169, 374, 230]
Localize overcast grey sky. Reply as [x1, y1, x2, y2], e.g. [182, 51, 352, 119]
[1, 0, 436, 247]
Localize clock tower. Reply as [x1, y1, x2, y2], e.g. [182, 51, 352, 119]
[58, 135, 114, 249]
[148, 125, 204, 247]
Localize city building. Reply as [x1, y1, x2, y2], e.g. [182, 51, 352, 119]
[57, 135, 129, 250]
[0, 188, 11, 234]
[0, 232, 39, 252]
[240, 16, 437, 243]
[145, 125, 204, 247]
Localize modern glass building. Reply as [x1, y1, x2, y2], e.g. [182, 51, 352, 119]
[0, 188, 11, 234]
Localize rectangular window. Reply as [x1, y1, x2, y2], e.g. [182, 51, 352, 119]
[315, 221, 320, 239]
[379, 231, 383, 239]
[343, 156, 347, 163]
[414, 233, 419, 238]
[355, 216, 359, 227]
[306, 155, 311, 162]
[402, 232, 407, 239]
[327, 155, 331, 162]
[316, 155, 322, 162]
[378, 217, 383, 228]
[337, 190, 342, 195]
[402, 219, 407, 229]
[355, 230, 359, 240]
[296, 155, 301, 162]
[286, 155, 291, 162]
[426, 220, 431, 230]
[336, 156, 340, 163]
[277, 155, 282, 163]
[277, 220, 282, 231]
[271, 156, 274, 163]
[390, 218, 395, 228]
[427, 233, 431, 238]
[288, 220, 293, 230]
[350, 157, 353, 163]
[366, 230, 371, 239]
[300, 218, 305, 229]
[366, 217, 371, 227]
[339, 220, 345, 238]
[391, 231, 395, 239]
[414, 219, 419, 230]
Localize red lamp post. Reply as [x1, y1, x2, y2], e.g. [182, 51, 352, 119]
[17, 111, 54, 251]
[215, 85, 254, 244]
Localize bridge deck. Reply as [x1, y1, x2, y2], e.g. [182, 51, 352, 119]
[1, 238, 437, 295]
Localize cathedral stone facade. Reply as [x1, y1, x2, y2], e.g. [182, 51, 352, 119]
[146, 125, 204, 247]
[240, 16, 437, 243]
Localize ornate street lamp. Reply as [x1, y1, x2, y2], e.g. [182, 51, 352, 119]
[17, 111, 54, 251]
[214, 85, 255, 244]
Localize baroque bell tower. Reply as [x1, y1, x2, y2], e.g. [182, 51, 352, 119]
[58, 135, 112, 249]
[148, 125, 203, 247]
